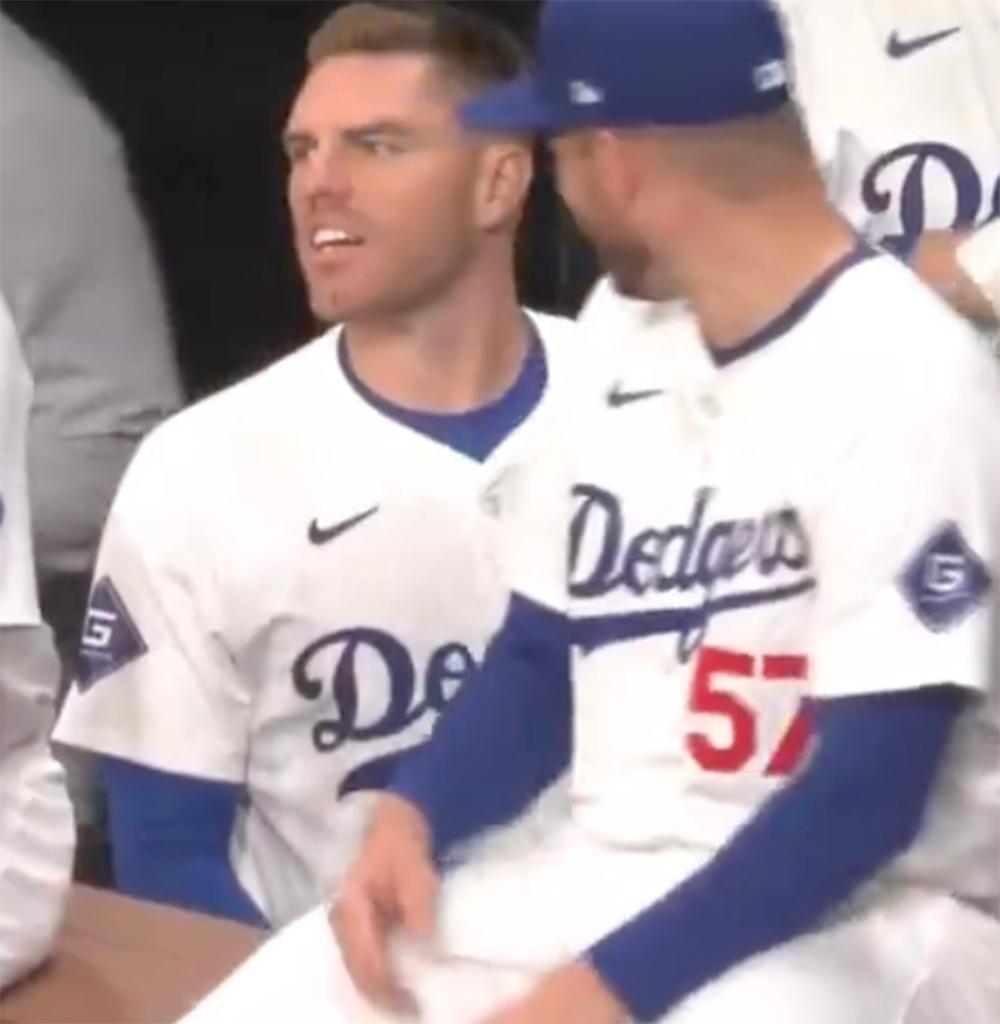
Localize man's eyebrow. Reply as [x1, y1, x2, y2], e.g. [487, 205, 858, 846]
[281, 128, 314, 150]
[282, 120, 416, 146]
[343, 120, 414, 140]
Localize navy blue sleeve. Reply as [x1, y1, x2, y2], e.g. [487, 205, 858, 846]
[101, 756, 269, 928]
[389, 592, 572, 861]
[587, 684, 968, 1021]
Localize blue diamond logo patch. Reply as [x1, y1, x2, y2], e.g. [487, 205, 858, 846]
[76, 577, 148, 690]
[899, 523, 991, 633]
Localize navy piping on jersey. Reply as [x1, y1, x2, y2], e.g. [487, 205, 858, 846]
[337, 323, 547, 463]
[710, 243, 880, 368]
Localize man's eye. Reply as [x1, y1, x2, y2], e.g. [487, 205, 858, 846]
[359, 137, 403, 157]
[284, 140, 312, 163]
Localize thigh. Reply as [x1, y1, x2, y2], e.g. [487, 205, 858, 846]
[903, 899, 1000, 1024]
[179, 903, 530, 1024]
[661, 890, 956, 1024]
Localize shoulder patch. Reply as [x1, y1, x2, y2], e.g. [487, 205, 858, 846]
[899, 522, 991, 632]
[77, 577, 148, 690]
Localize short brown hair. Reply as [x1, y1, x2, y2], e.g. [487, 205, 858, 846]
[307, 1, 529, 96]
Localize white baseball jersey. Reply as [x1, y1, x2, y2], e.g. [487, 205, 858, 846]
[1, 297, 74, 988]
[414, 249, 1000, 1021]
[780, 0, 1000, 248]
[492, 250, 1000, 942]
[54, 312, 577, 927]
[525, 251, 1000, 899]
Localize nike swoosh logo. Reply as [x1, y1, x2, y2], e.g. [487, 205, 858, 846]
[606, 385, 664, 408]
[308, 505, 379, 545]
[886, 26, 959, 59]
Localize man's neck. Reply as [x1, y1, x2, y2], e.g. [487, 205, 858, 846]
[672, 190, 858, 354]
[341, 266, 528, 415]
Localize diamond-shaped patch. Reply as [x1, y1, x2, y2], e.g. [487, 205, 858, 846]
[899, 522, 991, 633]
[77, 576, 148, 690]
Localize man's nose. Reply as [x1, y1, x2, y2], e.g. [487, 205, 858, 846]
[299, 138, 353, 204]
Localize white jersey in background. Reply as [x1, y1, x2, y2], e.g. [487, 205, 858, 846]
[783, 0, 1000, 353]
[0, 300, 37, 628]
[781, 0, 999, 249]
[55, 312, 576, 927]
[582, 0, 1000, 350]
[0, 298, 74, 989]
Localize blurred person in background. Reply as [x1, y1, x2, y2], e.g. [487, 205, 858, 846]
[0, 12, 183, 846]
[0, 295, 75, 990]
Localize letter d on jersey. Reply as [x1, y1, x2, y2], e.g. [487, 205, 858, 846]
[77, 577, 149, 690]
[291, 627, 477, 757]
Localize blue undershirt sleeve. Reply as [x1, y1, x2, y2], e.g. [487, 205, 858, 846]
[587, 684, 969, 1021]
[101, 756, 269, 929]
[389, 592, 572, 861]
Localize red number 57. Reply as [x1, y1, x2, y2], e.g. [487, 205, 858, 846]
[686, 646, 811, 776]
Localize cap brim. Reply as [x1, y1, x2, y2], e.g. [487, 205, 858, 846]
[461, 74, 567, 134]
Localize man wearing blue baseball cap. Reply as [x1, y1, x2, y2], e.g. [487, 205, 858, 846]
[206, 3, 998, 1023]
[327, 3, 999, 1020]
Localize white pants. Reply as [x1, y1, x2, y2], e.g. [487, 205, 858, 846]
[181, 824, 1000, 1024]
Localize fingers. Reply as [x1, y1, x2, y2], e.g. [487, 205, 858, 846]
[332, 884, 417, 1016]
[331, 797, 439, 1016]
[396, 854, 438, 941]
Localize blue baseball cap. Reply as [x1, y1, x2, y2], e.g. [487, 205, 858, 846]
[462, 0, 789, 132]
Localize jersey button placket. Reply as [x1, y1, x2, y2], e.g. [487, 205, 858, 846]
[480, 478, 504, 518]
[693, 389, 722, 475]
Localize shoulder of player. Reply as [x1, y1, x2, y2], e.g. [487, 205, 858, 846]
[114, 332, 336, 512]
[828, 256, 999, 417]
[140, 332, 335, 452]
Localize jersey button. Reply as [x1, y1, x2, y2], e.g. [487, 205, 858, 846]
[481, 490, 502, 517]
[698, 393, 722, 418]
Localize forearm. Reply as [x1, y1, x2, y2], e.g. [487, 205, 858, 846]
[389, 593, 572, 861]
[587, 685, 968, 1021]
[101, 757, 268, 928]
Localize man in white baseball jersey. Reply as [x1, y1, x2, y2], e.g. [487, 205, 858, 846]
[316, 2, 996, 1023]
[0, 296, 75, 989]
[54, 1, 575, 930]
[583, 0, 1000, 348]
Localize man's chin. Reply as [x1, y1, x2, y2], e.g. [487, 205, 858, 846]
[309, 293, 372, 326]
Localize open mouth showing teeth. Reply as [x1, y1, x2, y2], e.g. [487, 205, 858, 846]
[311, 228, 363, 250]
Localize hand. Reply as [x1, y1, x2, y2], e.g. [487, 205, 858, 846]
[480, 960, 630, 1024]
[911, 229, 998, 326]
[330, 794, 439, 1015]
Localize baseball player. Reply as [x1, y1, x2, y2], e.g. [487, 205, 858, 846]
[0, 295, 75, 988]
[54, 1, 575, 930]
[322, 3, 997, 1023]
[582, 0, 1000, 349]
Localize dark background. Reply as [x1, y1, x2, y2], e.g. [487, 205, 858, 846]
[2, 1, 596, 400]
